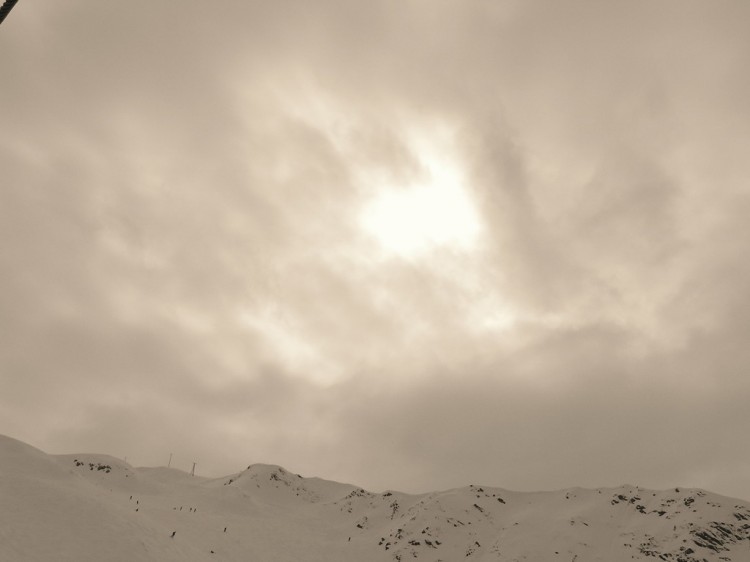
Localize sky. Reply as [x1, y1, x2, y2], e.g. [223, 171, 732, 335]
[1, 1, 750, 500]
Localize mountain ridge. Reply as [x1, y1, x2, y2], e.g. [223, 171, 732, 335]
[1, 434, 749, 561]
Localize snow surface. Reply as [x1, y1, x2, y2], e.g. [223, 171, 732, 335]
[2, 434, 750, 561]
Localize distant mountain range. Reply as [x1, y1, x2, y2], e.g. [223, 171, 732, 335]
[2, 434, 749, 561]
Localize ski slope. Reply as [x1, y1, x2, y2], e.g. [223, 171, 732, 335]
[2, 434, 749, 561]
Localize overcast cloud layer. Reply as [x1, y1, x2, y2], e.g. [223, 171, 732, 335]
[2, 1, 750, 499]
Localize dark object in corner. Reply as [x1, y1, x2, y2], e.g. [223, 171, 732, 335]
[0, 0, 20, 26]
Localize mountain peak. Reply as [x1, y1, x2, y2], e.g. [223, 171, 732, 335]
[2, 434, 750, 562]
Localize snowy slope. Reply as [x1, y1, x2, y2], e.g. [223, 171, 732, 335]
[2, 434, 749, 561]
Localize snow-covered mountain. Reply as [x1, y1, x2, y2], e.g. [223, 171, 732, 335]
[2, 434, 749, 561]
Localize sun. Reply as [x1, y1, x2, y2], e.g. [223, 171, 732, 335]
[359, 128, 482, 259]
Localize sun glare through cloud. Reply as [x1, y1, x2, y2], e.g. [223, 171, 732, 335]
[359, 128, 482, 259]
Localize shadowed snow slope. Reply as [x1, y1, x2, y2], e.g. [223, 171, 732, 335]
[2, 434, 750, 561]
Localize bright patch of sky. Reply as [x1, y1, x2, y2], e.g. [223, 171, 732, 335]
[359, 125, 482, 259]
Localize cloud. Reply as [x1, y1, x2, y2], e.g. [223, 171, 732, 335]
[1, 0, 750, 501]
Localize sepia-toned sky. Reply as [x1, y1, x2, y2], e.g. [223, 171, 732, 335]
[2, 1, 750, 499]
